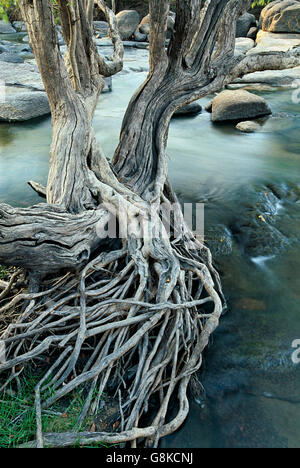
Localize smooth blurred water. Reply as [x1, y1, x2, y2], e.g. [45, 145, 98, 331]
[0, 47, 300, 448]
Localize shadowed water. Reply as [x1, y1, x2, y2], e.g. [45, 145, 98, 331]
[0, 47, 299, 448]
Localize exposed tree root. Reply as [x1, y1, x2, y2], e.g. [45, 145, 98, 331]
[0, 222, 223, 447]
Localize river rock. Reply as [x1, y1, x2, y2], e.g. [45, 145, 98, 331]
[259, 0, 300, 33]
[206, 225, 233, 257]
[0, 61, 44, 91]
[247, 30, 300, 55]
[230, 65, 300, 88]
[116, 10, 140, 40]
[236, 121, 261, 133]
[134, 28, 147, 42]
[234, 37, 255, 56]
[174, 102, 202, 116]
[211, 90, 272, 122]
[232, 187, 289, 257]
[0, 20, 16, 34]
[247, 26, 259, 40]
[0, 52, 24, 63]
[0, 91, 50, 122]
[139, 13, 174, 36]
[236, 12, 257, 37]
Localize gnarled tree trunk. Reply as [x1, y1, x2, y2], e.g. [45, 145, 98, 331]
[0, 0, 299, 448]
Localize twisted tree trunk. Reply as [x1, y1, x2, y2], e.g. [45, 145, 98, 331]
[0, 0, 299, 448]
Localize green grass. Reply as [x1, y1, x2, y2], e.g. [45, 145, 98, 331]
[0, 369, 110, 448]
[0, 265, 8, 281]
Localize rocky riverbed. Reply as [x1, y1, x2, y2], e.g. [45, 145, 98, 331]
[0, 2, 300, 448]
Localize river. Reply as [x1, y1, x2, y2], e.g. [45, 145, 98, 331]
[0, 44, 299, 448]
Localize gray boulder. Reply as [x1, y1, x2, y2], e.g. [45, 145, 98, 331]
[230, 65, 300, 89]
[0, 20, 16, 34]
[174, 102, 202, 116]
[247, 26, 258, 40]
[0, 92, 50, 122]
[0, 62, 45, 91]
[116, 10, 140, 40]
[0, 52, 24, 63]
[211, 90, 272, 122]
[134, 28, 147, 42]
[236, 12, 256, 37]
[259, 0, 300, 33]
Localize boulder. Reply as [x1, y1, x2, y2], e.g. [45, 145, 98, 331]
[0, 52, 24, 63]
[134, 29, 147, 42]
[248, 30, 300, 55]
[259, 0, 300, 33]
[173, 102, 202, 116]
[234, 37, 255, 56]
[236, 12, 256, 37]
[211, 89, 272, 122]
[236, 121, 261, 133]
[206, 225, 233, 257]
[0, 61, 45, 91]
[0, 20, 16, 34]
[0, 91, 50, 122]
[139, 15, 150, 35]
[247, 26, 259, 40]
[139, 13, 175, 36]
[116, 10, 140, 40]
[229, 65, 300, 89]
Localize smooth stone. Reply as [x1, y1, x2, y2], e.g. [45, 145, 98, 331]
[116, 10, 140, 40]
[173, 102, 202, 116]
[0, 61, 44, 91]
[139, 13, 174, 36]
[231, 66, 300, 88]
[247, 26, 259, 40]
[134, 28, 147, 42]
[0, 91, 50, 122]
[211, 89, 272, 122]
[247, 30, 300, 55]
[236, 120, 261, 133]
[234, 37, 255, 56]
[0, 52, 24, 63]
[236, 12, 257, 37]
[259, 0, 300, 33]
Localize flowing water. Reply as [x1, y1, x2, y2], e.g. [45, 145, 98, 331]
[0, 44, 300, 448]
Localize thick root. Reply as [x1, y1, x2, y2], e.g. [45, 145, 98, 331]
[0, 228, 223, 447]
